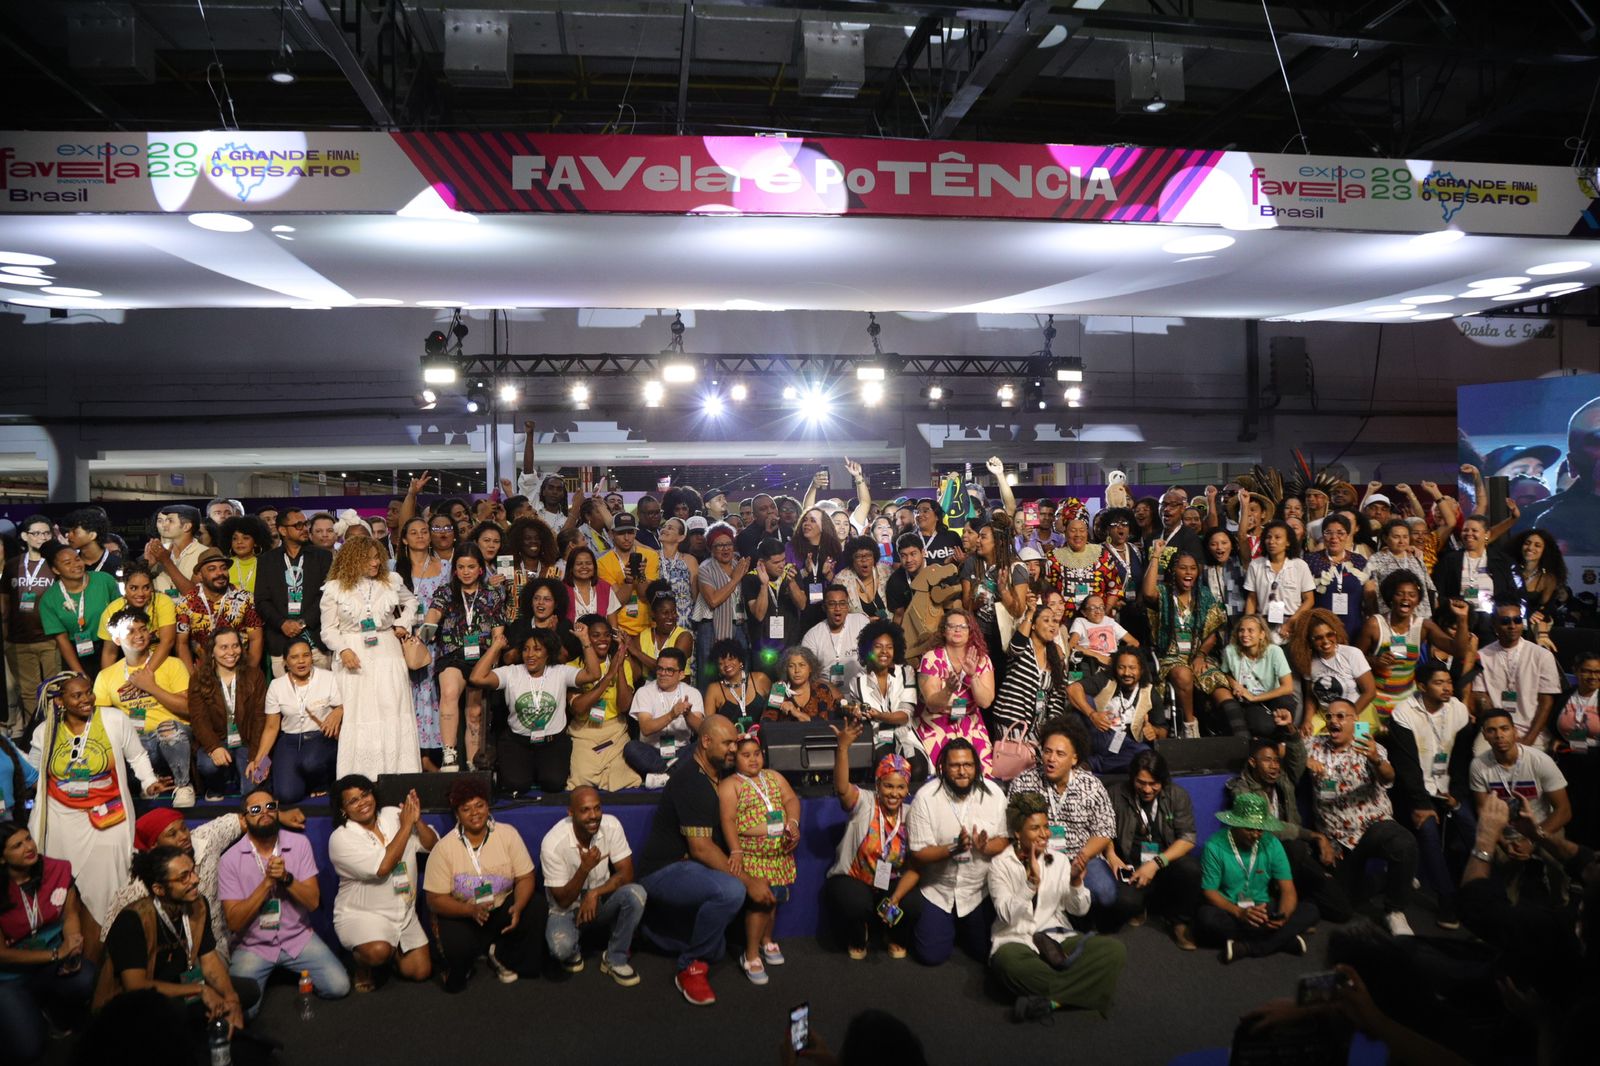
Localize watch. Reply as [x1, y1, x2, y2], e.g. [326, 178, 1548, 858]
[279, 870, 295, 887]
[1470, 848, 1493, 863]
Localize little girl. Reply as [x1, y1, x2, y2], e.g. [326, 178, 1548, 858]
[719, 728, 800, 986]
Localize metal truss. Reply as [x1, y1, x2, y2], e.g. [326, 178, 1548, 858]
[455, 353, 1053, 379]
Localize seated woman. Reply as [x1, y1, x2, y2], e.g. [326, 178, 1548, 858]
[1069, 648, 1160, 773]
[1106, 750, 1201, 949]
[992, 602, 1070, 747]
[1140, 549, 1228, 739]
[510, 577, 575, 661]
[914, 608, 997, 771]
[625, 584, 694, 683]
[838, 535, 893, 620]
[845, 619, 923, 773]
[190, 627, 269, 800]
[1288, 609, 1377, 735]
[986, 791, 1127, 1023]
[763, 646, 840, 722]
[1358, 573, 1469, 723]
[259, 636, 344, 803]
[703, 638, 771, 728]
[0, 821, 93, 1063]
[328, 776, 437, 992]
[822, 719, 922, 960]
[563, 546, 618, 623]
[1067, 594, 1138, 693]
[1212, 614, 1298, 738]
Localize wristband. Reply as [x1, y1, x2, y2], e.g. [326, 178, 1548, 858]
[1470, 848, 1492, 863]
[1155, 854, 1168, 869]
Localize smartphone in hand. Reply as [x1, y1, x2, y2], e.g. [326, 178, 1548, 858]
[789, 1002, 810, 1053]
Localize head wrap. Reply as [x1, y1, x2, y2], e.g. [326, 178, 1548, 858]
[875, 753, 911, 781]
[135, 808, 185, 851]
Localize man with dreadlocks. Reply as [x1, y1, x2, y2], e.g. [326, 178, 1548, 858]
[906, 737, 1008, 966]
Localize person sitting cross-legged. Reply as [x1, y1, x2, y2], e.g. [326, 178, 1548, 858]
[538, 786, 647, 986]
[1196, 792, 1319, 963]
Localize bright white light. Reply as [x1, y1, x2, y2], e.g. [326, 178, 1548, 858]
[1407, 229, 1464, 249]
[1456, 288, 1514, 299]
[423, 365, 457, 385]
[499, 383, 519, 404]
[0, 251, 56, 267]
[187, 213, 254, 233]
[661, 362, 697, 384]
[1039, 25, 1069, 48]
[1410, 312, 1454, 321]
[466, 400, 481, 414]
[1401, 294, 1453, 305]
[571, 383, 591, 405]
[1174, 255, 1215, 263]
[1067, 399, 1083, 408]
[1489, 293, 1529, 301]
[1005, 471, 1019, 485]
[1529, 281, 1586, 295]
[997, 384, 1016, 406]
[729, 382, 749, 402]
[801, 388, 832, 422]
[1143, 97, 1168, 114]
[1365, 304, 1416, 313]
[782, 385, 799, 401]
[353, 297, 405, 306]
[861, 381, 884, 406]
[269, 69, 296, 85]
[270, 225, 296, 233]
[397, 186, 479, 224]
[1071, 0, 1107, 9]
[1161, 235, 1235, 255]
[40, 286, 101, 297]
[1, 266, 49, 278]
[1526, 260, 1590, 275]
[420, 388, 437, 404]
[1469, 276, 1529, 288]
[0, 275, 52, 287]
[1064, 386, 1083, 402]
[1368, 310, 1424, 318]
[703, 394, 725, 417]
[927, 385, 945, 401]
[275, 234, 295, 241]
[643, 380, 665, 407]
[856, 366, 886, 381]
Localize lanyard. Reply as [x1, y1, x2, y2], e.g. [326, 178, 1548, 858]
[220, 673, 238, 718]
[741, 772, 777, 813]
[874, 805, 901, 860]
[1226, 833, 1260, 886]
[1136, 798, 1159, 836]
[1496, 750, 1524, 797]
[362, 579, 378, 624]
[460, 823, 493, 877]
[59, 583, 87, 629]
[1108, 690, 1136, 721]
[201, 589, 226, 629]
[828, 625, 850, 664]
[462, 589, 479, 634]
[289, 674, 324, 727]
[918, 531, 935, 553]
[154, 904, 192, 956]
[19, 888, 43, 934]
[22, 557, 44, 587]
[1422, 703, 1451, 755]
[284, 552, 304, 590]
[728, 675, 749, 716]
[1107, 544, 1131, 573]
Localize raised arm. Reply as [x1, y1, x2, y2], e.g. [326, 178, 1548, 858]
[845, 458, 873, 531]
[986, 456, 1017, 517]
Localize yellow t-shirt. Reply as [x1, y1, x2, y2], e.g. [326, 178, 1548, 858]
[96, 595, 179, 642]
[569, 655, 635, 723]
[92, 657, 192, 733]
[596, 547, 660, 636]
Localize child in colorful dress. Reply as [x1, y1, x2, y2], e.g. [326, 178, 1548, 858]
[719, 728, 800, 986]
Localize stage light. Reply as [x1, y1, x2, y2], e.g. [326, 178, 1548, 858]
[997, 383, 1016, 407]
[730, 382, 749, 402]
[782, 385, 799, 401]
[861, 381, 884, 406]
[856, 366, 886, 381]
[662, 361, 697, 384]
[1054, 356, 1084, 383]
[1067, 398, 1083, 408]
[1143, 92, 1167, 113]
[421, 357, 457, 385]
[925, 384, 945, 402]
[703, 394, 725, 417]
[499, 383, 519, 404]
[570, 383, 591, 409]
[466, 400, 480, 414]
[1064, 386, 1083, 402]
[800, 386, 832, 422]
[643, 380, 665, 407]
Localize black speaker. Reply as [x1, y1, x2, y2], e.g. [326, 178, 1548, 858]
[760, 721, 874, 775]
[376, 771, 492, 813]
[1155, 736, 1248, 775]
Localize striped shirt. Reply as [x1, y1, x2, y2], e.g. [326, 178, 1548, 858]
[991, 631, 1069, 741]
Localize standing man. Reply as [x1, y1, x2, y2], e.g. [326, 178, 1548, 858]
[308, 513, 338, 553]
[908, 739, 1009, 965]
[635, 716, 759, 1006]
[702, 487, 729, 522]
[62, 507, 123, 579]
[635, 496, 664, 551]
[802, 585, 869, 699]
[539, 785, 647, 985]
[255, 509, 333, 676]
[598, 513, 660, 641]
[37, 540, 119, 683]
[218, 788, 351, 1014]
[207, 498, 240, 526]
[175, 548, 265, 673]
[146, 504, 205, 599]
[734, 495, 784, 559]
[1, 514, 61, 735]
[1472, 600, 1562, 750]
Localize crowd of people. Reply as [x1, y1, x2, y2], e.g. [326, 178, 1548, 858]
[0, 437, 1597, 1062]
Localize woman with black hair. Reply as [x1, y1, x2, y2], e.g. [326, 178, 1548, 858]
[1510, 527, 1567, 619]
[509, 576, 575, 663]
[0, 820, 93, 1062]
[219, 515, 273, 596]
[838, 535, 892, 619]
[991, 602, 1070, 751]
[423, 545, 507, 773]
[470, 626, 603, 795]
[704, 638, 771, 726]
[392, 517, 446, 761]
[661, 485, 704, 522]
[625, 581, 693, 682]
[1142, 549, 1229, 739]
[846, 618, 922, 772]
[504, 516, 562, 625]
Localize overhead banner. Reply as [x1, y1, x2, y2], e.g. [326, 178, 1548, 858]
[1, 130, 1596, 236]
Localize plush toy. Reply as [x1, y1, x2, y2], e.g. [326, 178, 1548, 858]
[1104, 470, 1133, 510]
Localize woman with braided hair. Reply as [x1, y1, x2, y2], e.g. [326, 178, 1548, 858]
[26, 671, 169, 944]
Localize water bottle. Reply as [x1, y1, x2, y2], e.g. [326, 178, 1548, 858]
[208, 1017, 232, 1066]
[297, 969, 314, 1021]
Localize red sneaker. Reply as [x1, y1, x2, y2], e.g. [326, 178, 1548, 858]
[675, 961, 715, 1006]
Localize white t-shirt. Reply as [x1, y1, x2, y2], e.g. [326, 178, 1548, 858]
[1244, 556, 1315, 642]
[538, 813, 632, 917]
[1469, 745, 1568, 826]
[494, 663, 581, 741]
[629, 681, 703, 755]
[328, 806, 428, 929]
[802, 615, 869, 693]
[1308, 645, 1371, 708]
[1391, 696, 1472, 799]
[1070, 617, 1128, 656]
[265, 669, 344, 735]
[1472, 640, 1562, 748]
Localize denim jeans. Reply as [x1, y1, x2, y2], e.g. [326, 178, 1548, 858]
[638, 861, 746, 971]
[228, 934, 351, 1018]
[545, 883, 648, 967]
[0, 959, 97, 1063]
[1080, 855, 1119, 908]
[140, 722, 194, 788]
[623, 740, 687, 779]
[271, 729, 338, 804]
[195, 744, 250, 798]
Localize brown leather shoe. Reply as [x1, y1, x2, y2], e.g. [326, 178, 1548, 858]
[1172, 922, 1196, 951]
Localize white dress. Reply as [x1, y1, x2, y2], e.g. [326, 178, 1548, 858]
[320, 574, 422, 779]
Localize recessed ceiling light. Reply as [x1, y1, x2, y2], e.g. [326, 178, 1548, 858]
[1468, 276, 1529, 288]
[353, 297, 405, 306]
[274, 234, 294, 241]
[1526, 260, 1590, 275]
[269, 68, 296, 85]
[270, 225, 296, 233]
[1, 266, 49, 278]
[1161, 235, 1235, 255]
[1401, 294, 1453, 305]
[1407, 230, 1464, 249]
[1174, 255, 1215, 263]
[40, 287, 101, 297]
[1456, 288, 1514, 298]
[1489, 292, 1529, 301]
[0, 251, 57, 266]
[415, 300, 466, 307]
[1410, 312, 1454, 321]
[0, 275, 52, 287]
[1528, 282, 1586, 295]
[187, 213, 254, 233]
[1364, 304, 1415, 313]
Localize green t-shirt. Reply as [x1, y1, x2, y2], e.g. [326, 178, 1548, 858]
[1200, 827, 1290, 905]
[38, 571, 121, 646]
[1221, 644, 1291, 697]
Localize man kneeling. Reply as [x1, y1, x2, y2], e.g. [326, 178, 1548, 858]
[539, 786, 647, 986]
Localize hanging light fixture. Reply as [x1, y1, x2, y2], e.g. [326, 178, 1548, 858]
[268, 0, 296, 84]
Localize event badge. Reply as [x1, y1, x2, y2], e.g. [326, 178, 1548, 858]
[589, 697, 606, 725]
[361, 617, 379, 647]
[1107, 730, 1125, 754]
[226, 722, 242, 748]
[496, 555, 514, 581]
[1432, 750, 1449, 778]
[873, 859, 894, 891]
[809, 583, 824, 605]
[1390, 635, 1408, 658]
[765, 808, 785, 837]
[1048, 824, 1069, 853]
[1074, 583, 1090, 601]
[1235, 895, 1256, 909]
[1035, 689, 1049, 718]
[1318, 776, 1339, 800]
[769, 615, 785, 640]
[391, 861, 411, 895]
[660, 734, 679, 760]
[1331, 592, 1349, 615]
[64, 763, 92, 798]
[473, 879, 493, 904]
[19, 592, 34, 612]
[949, 696, 968, 720]
[1139, 841, 1161, 865]
[464, 637, 481, 661]
[1501, 689, 1519, 712]
[287, 588, 302, 617]
[75, 639, 94, 657]
[830, 662, 845, 681]
[181, 964, 204, 996]
[1267, 601, 1286, 625]
[1176, 638, 1192, 655]
[260, 898, 281, 930]
[770, 682, 789, 703]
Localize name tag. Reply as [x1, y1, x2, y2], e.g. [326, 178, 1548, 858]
[1501, 689, 1519, 711]
[361, 617, 378, 647]
[589, 698, 606, 725]
[1034, 689, 1049, 717]
[1267, 601, 1286, 625]
[75, 639, 94, 656]
[287, 588, 303, 617]
[1431, 750, 1449, 777]
[1074, 583, 1090, 600]
[830, 662, 845, 680]
[260, 897, 281, 930]
[226, 725, 242, 747]
[1235, 895, 1257, 909]
[660, 734, 679, 759]
[949, 696, 968, 720]
[1107, 730, 1125, 754]
[1331, 591, 1349, 615]
[765, 808, 785, 837]
[1047, 824, 1069, 853]
[808, 583, 824, 605]
[768, 615, 785, 640]
[19, 594, 35, 612]
[1139, 840, 1161, 864]
[463, 641, 481, 661]
[1176, 639, 1192, 655]
[472, 879, 493, 903]
[391, 860, 412, 895]
[873, 858, 894, 891]
[1318, 777, 1339, 799]
[64, 764, 92, 798]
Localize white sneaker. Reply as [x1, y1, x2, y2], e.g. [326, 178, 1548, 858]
[441, 746, 461, 772]
[644, 773, 670, 790]
[1385, 911, 1415, 937]
[485, 944, 519, 983]
[172, 785, 196, 808]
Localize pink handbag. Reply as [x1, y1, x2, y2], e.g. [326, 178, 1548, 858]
[989, 725, 1038, 782]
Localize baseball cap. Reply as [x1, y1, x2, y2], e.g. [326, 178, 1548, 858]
[611, 513, 638, 532]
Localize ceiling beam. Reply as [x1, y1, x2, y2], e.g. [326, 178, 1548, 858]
[298, 0, 397, 129]
[929, 0, 1053, 138]
[0, 22, 128, 129]
[874, 14, 941, 133]
[677, 0, 696, 134]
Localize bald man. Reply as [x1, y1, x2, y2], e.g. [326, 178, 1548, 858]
[1511, 396, 1600, 554]
[538, 785, 646, 985]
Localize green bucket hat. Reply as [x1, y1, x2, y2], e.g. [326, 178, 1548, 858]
[1216, 791, 1285, 832]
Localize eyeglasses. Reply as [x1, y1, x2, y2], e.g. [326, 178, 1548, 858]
[1494, 617, 1523, 627]
[246, 802, 279, 815]
[165, 869, 200, 884]
[341, 789, 373, 806]
[944, 622, 969, 631]
[1108, 521, 1129, 528]
[23, 529, 51, 537]
[283, 520, 309, 529]
[657, 666, 682, 675]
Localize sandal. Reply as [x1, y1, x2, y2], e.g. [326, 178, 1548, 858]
[739, 953, 769, 986]
[353, 966, 376, 993]
[847, 945, 868, 961]
[887, 943, 908, 960]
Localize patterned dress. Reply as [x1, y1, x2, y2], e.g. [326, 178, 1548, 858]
[409, 567, 449, 749]
[734, 769, 796, 885]
[915, 646, 995, 772]
[659, 552, 695, 627]
[1371, 615, 1424, 720]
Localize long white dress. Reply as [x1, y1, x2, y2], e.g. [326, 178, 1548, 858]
[28, 707, 159, 927]
[320, 574, 422, 779]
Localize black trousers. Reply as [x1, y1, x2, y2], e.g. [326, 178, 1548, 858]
[1209, 695, 1295, 738]
[823, 874, 924, 951]
[1112, 851, 1203, 924]
[1195, 900, 1318, 957]
[434, 896, 549, 993]
[1332, 818, 1417, 914]
[495, 730, 573, 795]
[1282, 836, 1355, 923]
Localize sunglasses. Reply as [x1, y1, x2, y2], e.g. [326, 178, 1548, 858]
[1494, 617, 1523, 626]
[283, 520, 309, 529]
[246, 802, 280, 815]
